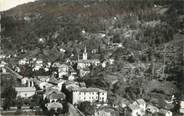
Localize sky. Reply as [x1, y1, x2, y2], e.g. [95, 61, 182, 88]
[0, 0, 36, 11]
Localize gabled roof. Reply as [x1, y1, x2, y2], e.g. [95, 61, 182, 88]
[37, 76, 50, 81]
[46, 102, 63, 110]
[136, 99, 146, 105]
[128, 103, 140, 111]
[15, 87, 36, 92]
[73, 87, 107, 93]
[45, 88, 66, 100]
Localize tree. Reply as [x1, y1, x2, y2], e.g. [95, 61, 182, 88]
[16, 97, 23, 109]
[49, 108, 55, 116]
[78, 101, 95, 115]
[2, 86, 17, 110]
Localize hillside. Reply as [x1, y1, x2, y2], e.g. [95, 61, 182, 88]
[1, 0, 184, 110]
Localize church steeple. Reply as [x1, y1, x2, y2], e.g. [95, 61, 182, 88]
[83, 46, 87, 60]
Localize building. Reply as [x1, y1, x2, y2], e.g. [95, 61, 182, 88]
[21, 77, 34, 87]
[46, 102, 63, 111]
[58, 64, 69, 78]
[180, 101, 184, 114]
[159, 109, 172, 116]
[72, 87, 107, 104]
[76, 47, 100, 70]
[43, 88, 66, 103]
[79, 67, 90, 77]
[15, 87, 36, 98]
[146, 104, 159, 114]
[0, 61, 7, 73]
[37, 76, 50, 82]
[128, 103, 143, 116]
[127, 99, 146, 116]
[136, 99, 146, 112]
[52, 63, 69, 78]
[37, 81, 54, 90]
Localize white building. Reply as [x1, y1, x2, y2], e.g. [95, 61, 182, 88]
[21, 77, 34, 87]
[19, 58, 29, 65]
[0, 62, 7, 73]
[136, 99, 146, 112]
[72, 87, 107, 104]
[128, 99, 146, 116]
[15, 87, 36, 98]
[128, 103, 143, 116]
[58, 64, 69, 78]
[180, 101, 184, 114]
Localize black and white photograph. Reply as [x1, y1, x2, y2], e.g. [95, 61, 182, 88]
[0, 0, 183, 116]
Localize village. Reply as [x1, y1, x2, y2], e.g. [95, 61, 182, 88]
[0, 44, 183, 116]
[1, 0, 184, 116]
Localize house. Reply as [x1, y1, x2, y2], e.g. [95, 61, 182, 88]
[48, 78, 66, 91]
[159, 109, 172, 116]
[180, 101, 184, 114]
[38, 81, 54, 90]
[0, 62, 7, 73]
[37, 76, 50, 82]
[146, 104, 159, 114]
[136, 99, 146, 112]
[19, 58, 29, 65]
[46, 102, 63, 111]
[68, 74, 75, 81]
[79, 68, 90, 77]
[15, 87, 36, 98]
[95, 106, 119, 116]
[43, 88, 66, 102]
[58, 64, 69, 78]
[64, 81, 80, 91]
[72, 87, 107, 104]
[128, 103, 143, 116]
[118, 98, 130, 108]
[21, 77, 34, 87]
[127, 99, 146, 116]
[52, 63, 69, 78]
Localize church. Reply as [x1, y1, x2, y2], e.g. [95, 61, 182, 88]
[77, 47, 100, 70]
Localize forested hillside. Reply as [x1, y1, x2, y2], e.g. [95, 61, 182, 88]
[1, 0, 184, 112]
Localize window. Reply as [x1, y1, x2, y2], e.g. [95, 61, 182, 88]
[79, 92, 81, 95]
[102, 93, 104, 95]
[84, 97, 86, 100]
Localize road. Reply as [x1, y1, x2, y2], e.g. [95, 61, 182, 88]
[68, 103, 84, 116]
[5, 66, 23, 79]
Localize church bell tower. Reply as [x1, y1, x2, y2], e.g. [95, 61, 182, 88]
[83, 46, 87, 60]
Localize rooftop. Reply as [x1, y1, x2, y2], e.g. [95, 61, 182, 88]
[73, 87, 107, 93]
[46, 102, 63, 110]
[15, 87, 36, 92]
[128, 103, 140, 110]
